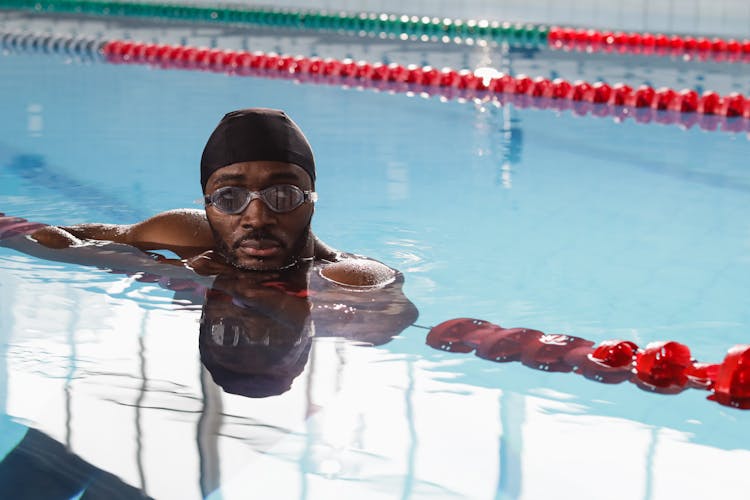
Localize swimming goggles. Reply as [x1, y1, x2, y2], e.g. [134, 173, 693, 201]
[204, 184, 318, 214]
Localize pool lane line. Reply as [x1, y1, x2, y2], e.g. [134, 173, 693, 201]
[0, 30, 105, 60]
[96, 38, 750, 133]
[426, 318, 750, 411]
[0, 0, 549, 48]
[3, 0, 750, 65]
[1, 30, 748, 133]
[547, 27, 750, 64]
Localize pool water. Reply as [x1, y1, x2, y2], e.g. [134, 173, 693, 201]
[1, 14, 750, 500]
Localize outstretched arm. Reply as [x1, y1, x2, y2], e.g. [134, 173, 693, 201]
[0, 213, 211, 283]
[30, 209, 215, 258]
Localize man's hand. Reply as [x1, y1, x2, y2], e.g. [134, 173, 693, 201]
[185, 250, 236, 276]
[29, 226, 82, 249]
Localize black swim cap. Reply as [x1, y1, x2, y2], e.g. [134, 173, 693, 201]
[200, 108, 316, 191]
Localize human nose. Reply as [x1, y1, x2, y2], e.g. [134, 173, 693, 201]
[239, 196, 276, 228]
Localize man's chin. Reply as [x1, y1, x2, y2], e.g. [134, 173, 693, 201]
[230, 254, 293, 271]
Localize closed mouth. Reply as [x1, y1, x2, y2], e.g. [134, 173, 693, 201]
[236, 238, 283, 258]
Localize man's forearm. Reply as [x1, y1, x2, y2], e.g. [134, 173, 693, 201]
[60, 223, 131, 243]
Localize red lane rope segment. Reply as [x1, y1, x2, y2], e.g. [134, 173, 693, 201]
[548, 27, 750, 63]
[102, 39, 750, 126]
[427, 318, 750, 410]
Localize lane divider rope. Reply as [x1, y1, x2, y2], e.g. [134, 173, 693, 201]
[427, 318, 750, 410]
[3, 0, 750, 65]
[548, 27, 750, 64]
[0, 30, 104, 59]
[2, 31, 749, 134]
[99, 38, 750, 132]
[0, 0, 548, 47]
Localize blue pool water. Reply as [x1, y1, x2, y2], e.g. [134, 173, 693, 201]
[1, 15, 750, 500]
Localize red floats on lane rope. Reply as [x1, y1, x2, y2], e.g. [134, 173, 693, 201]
[711, 346, 750, 407]
[427, 318, 750, 410]
[548, 27, 750, 64]
[100, 39, 750, 135]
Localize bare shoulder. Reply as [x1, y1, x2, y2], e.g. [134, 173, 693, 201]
[311, 255, 417, 346]
[318, 256, 397, 288]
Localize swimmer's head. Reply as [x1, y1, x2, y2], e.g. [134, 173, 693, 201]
[201, 109, 317, 270]
[201, 108, 315, 191]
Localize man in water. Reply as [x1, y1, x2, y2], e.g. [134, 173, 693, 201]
[24, 108, 397, 289]
[1, 108, 417, 356]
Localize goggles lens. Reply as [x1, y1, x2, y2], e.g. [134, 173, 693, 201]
[205, 185, 317, 214]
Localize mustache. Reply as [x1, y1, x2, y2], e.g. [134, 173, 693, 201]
[232, 230, 285, 250]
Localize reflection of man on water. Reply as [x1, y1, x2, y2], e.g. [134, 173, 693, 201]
[199, 270, 314, 398]
[199, 262, 417, 398]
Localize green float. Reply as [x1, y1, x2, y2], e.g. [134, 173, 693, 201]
[0, 0, 549, 47]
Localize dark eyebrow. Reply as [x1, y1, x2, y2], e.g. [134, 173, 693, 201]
[211, 173, 246, 185]
[267, 171, 305, 183]
[210, 170, 306, 188]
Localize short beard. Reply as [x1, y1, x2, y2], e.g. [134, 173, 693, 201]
[210, 223, 312, 271]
